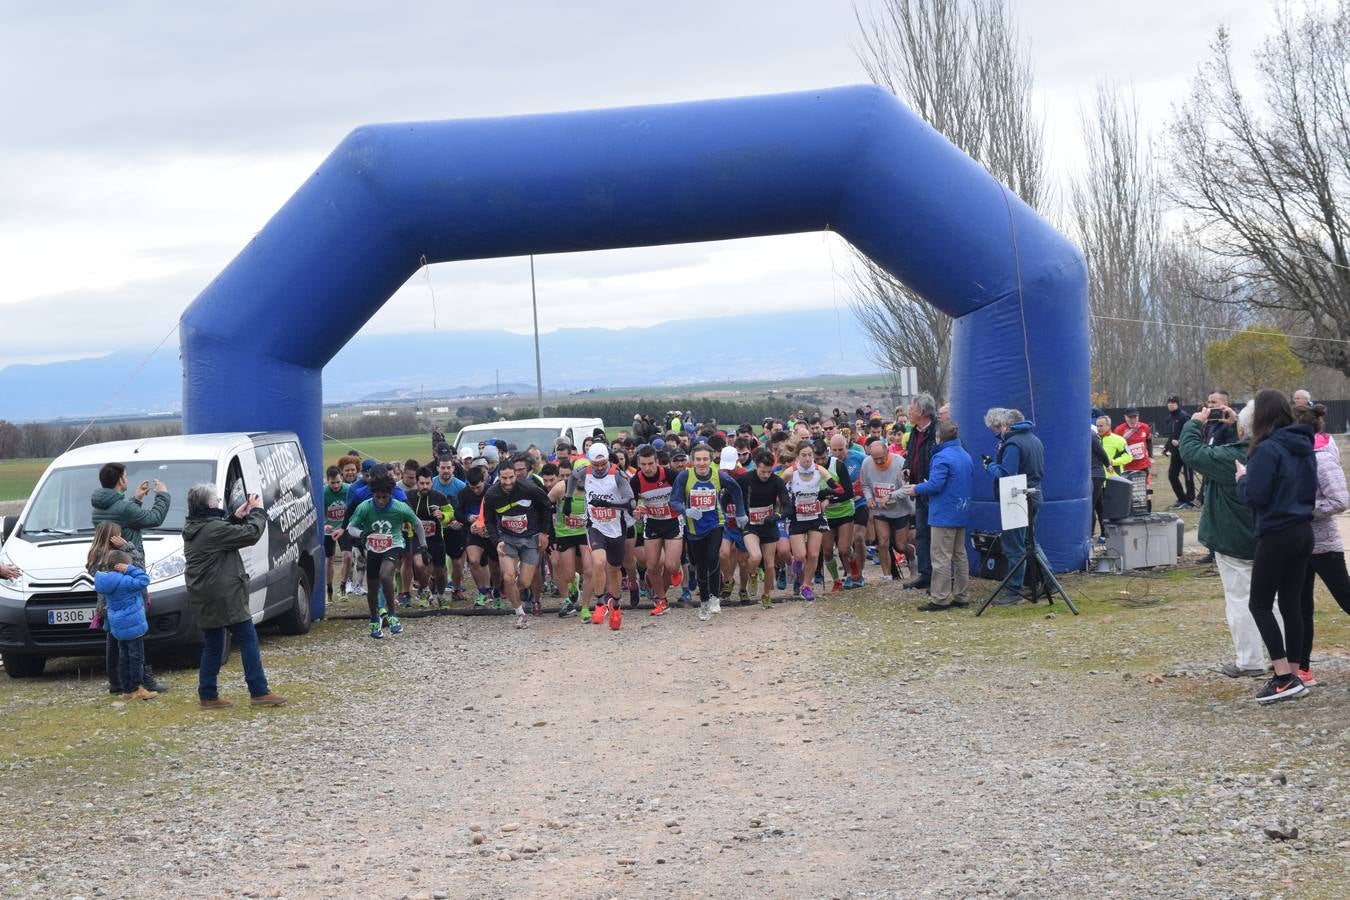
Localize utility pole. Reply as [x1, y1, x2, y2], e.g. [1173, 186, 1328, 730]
[530, 254, 544, 417]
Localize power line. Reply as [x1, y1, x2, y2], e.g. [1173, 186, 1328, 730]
[63, 321, 181, 454]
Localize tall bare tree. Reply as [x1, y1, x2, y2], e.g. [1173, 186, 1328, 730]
[1168, 2, 1350, 377]
[850, 0, 1045, 400]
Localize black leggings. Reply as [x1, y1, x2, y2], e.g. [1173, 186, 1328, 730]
[1249, 522, 1313, 663]
[686, 528, 723, 602]
[1297, 551, 1350, 668]
[366, 552, 400, 619]
[1167, 451, 1194, 504]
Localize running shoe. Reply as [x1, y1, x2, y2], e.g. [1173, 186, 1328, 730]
[670, 569, 683, 587]
[397, 592, 413, 608]
[514, 612, 529, 630]
[813, 572, 824, 586]
[433, 594, 448, 609]
[414, 594, 431, 610]
[591, 601, 608, 625]
[776, 570, 787, 591]
[1255, 674, 1307, 704]
[1297, 668, 1317, 687]
[343, 580, 355, 596]
[679, 587, 692, 607]
[866, 545, 878, 563]
[748, 571, 759, 594]
[559, 599, 580, 618]
[651, 597, 669, 616]
[791, 559, 805, 581]
[738, 588, 750, 605]
[494, 597, 504, 611]
[801, 585, 815, 601]
[524, 588, 540, 617]
[474, 592, 490, 608]
[387, 615, 403, 635]
[368, 620, 384, 639]
[544, 578, 557, 597]
[579, 605, 592, 622]
[709, 595, 722, 615]
[452, 587, 468, 602]
[379, 607, 390, 628]
[698, 599, 711, 621]
[761, 593, 773, 609]
[831, 579, 844, 594]
[609, 605, 623, 630]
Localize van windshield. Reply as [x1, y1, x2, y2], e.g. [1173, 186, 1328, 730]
[454, 427, 562, 454]
[19, 460, 216, 539]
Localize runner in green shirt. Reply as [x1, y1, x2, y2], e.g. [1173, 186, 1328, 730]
[342, 473, 427, 639]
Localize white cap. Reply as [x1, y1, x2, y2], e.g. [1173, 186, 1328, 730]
[719, 447, 739, 470]
[587, 444, 609, 462]
[459, 446, 475, 460]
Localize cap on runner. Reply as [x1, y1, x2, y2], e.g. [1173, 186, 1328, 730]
[587, 444, 609, 463]
[459, 445, 475, 460]
[719, 447, 738, 470]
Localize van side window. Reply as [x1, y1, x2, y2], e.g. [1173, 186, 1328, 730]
[225, 457, 247, 512]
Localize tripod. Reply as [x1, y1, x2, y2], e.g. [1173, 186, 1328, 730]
[976, 487, 1078, 616]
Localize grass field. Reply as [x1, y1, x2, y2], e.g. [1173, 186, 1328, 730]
[0, 430, 629, 504]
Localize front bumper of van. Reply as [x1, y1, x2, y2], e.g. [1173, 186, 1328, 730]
[0, 583, 199, 660]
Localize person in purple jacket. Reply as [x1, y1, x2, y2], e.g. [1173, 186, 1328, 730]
[1293, 403, 1350, 687]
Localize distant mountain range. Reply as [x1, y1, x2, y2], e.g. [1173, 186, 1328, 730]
[0, 309, 874, 422]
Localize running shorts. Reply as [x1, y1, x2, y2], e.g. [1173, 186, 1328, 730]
[366, 547, 406, 570]
[852, 505, 869, 526]
[643, 518, 681, 542]
[789, 518, 829, 536]
[551, 533, 587, 553]
[424, 540, 446, 566]
[467, 534, 499, 562]
[499, 535, 541, 567]
[874, 513, 914, 529]
[723, 530, 747, 554]
[444, 525, 467, 559]
[747, 522, 781, 544]
[587, 527, 626, 568]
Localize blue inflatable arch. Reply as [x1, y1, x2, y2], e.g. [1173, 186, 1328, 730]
[181, 85, 1089, 612]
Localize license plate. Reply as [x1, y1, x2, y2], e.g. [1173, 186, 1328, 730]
[48, 607, 94, 625]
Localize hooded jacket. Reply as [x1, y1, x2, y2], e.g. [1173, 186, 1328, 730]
[1311, 434, 1347, 555]
[913, 440, 973, 528]
[1236, 424, 1317, 537]
[90, 488, 171, 565]
[1177, 419, 1255, 559]
[183, 508, 267, 629]
[93, 566, 150, 641]
[987, 421, 1045, 491]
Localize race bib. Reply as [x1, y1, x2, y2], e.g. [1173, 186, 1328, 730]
[872, 483, 894, 502]
[501, 514, 528, 534]
[1128, 444, 1146, 460]
[644, 500, 672, 520]
[796, 499, 821, 519]
[748, 505, 773, 525]
[590, 506, 618, 522]
[325, 502, 347, 523]
[422, 520, 437, 536]
[366, 533, 394, 553]
[564, 514, 588, 529]
[690, 488, 716, 511]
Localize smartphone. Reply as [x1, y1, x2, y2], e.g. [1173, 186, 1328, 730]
[1207, 409, 1225, 421]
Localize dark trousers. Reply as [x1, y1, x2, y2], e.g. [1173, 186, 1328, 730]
[116, 636, 146, 692]
[198, 619, 270, 701]
[1092, 477, 1106, 537]
[686, 528, 723, 602]
[1167, 451, 1195, 504]
[1249, 522, 1313, 663]
[106, 632, 157, 692]
[1297, 551, 1350, 668]
[914, 496, 932, 579]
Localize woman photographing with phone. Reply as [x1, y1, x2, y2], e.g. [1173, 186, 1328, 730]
[1234, 389, 1318, 704]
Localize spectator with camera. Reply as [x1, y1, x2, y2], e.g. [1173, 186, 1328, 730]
[1178, 401, 1271, 678]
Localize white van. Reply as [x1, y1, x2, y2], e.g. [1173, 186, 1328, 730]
[0, 432, 320, 677]
[453, 417, 606, 455]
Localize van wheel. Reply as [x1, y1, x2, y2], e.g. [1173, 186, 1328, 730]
[1, 652, 47, 678]
[276, 570, 313, 635]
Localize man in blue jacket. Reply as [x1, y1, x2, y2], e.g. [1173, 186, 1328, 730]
[907, 420, 973, 611]
[983, 408, 1051, 604]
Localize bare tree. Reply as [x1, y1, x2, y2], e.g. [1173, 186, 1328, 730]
[850, 0, 1045, 400]
[1167, 3, 1350, 377]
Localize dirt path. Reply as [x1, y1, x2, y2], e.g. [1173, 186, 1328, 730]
[2, 577, 1348, 898]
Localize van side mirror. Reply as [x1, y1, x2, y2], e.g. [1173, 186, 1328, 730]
[2, 516, 16, 543]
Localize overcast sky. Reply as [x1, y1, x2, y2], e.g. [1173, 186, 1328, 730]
[0, 0, 1271, 368]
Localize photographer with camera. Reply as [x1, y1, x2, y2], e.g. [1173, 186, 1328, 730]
[982, 408, 1050, 605]
[1178, 402, 1271, 678]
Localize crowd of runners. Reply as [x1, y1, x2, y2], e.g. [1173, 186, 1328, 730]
[324, 406, 947, 637]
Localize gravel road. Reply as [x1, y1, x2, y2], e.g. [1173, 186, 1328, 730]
[2, 574, 1348, 898]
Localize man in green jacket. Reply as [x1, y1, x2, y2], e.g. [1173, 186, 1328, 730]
[1178, 404, 1271, 678]
[183, 484, 286, 709]
[91, 463, 171, 695]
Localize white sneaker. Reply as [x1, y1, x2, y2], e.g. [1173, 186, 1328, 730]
[698, 600, 711, 621]
[514, 612, 529, 630]
[343, 580, 355, 595]
[710, 596, 722, 615]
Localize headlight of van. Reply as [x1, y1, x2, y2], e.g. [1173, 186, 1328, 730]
[147, 551, 187, 582]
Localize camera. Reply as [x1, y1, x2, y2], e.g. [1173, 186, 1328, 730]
[1207, 409, 1225, 421]
[981, 454, 992, 466]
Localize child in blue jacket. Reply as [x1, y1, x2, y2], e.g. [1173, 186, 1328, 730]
[93, 550, 157, 700]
